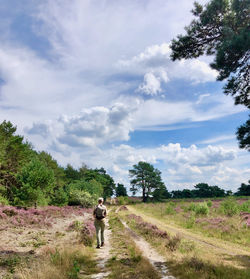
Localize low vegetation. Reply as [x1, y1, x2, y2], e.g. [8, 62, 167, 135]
[131, 197, 250, 245]
[118, 203, 250, 279]
[18, 246, 97, 279]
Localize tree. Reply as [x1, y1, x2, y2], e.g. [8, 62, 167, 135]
[64, 164, 81, 182]
[15, 158, 55, 206]
[193, 183, 226, 198]
[116, 183, 127, 197]
[129, 161, 165, 202]
[0, 121, 34, 202]
[236, 116, 250, 151]
[235, 180, 250, 196]
[170, 0, 250, 149]
[38, 151, 66, 188]
[94, 168, 116, 199]
[153, 184, 171, 201]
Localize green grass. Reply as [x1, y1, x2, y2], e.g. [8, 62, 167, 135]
[168, 257, 250, 279]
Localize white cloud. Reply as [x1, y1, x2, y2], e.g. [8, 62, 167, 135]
[117, 43, 218, 95]
[25, 103, 134, 148]
[137, 72, 162, 95]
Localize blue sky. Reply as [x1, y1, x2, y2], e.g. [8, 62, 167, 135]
[0, 0, 249, 192]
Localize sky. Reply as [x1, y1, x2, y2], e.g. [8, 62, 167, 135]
[0, 0, 249, 193]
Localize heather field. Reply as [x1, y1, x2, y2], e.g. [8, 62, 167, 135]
[0, 205, 97, 279]
[1, 199, 250, 279]
[117, 197, 250, 278]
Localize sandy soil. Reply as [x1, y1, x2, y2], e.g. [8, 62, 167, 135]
[0, 213, 90, 278]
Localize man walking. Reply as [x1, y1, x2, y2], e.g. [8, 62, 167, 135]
[93, 197, 107, 248]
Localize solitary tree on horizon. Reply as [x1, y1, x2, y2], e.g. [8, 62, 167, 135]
[129, 161, 165, 202]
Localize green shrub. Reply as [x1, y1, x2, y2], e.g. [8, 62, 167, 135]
[186, 214, 196, 229]
[0, 194, 9, 205]
[239, 200, 250, 213]
[206, 200, 213, 207]
[220, 198, 239, 216]
[51, 187, 68, 206]
[117, 196, 129, 205]
[194, 203, 209, 216]
[66, 179, 103, 200]
[68, 190, 95, 207]
[165, 202, 175, 215]
[188, 202, 197, 212]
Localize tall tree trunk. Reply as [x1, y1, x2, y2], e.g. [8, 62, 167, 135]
[142, 187, 146, 202]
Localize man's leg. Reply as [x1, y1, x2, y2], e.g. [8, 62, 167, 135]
[100, 221, 105, 246]
[95, 221, 101, 248]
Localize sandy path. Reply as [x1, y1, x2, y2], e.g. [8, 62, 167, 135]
[120, 219, 175, 279]
[127, 206, 250, 257]
[89, 219, 111, 279]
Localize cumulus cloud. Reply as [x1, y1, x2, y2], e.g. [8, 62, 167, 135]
[117, 43, 218, 95]
[137, 72, 162, 95]
[59, 103, 134, 147]
[25, 103, 135, 149]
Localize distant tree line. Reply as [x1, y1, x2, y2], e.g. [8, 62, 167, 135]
[171, 182, 250, 199]
[129, 161, 250, 202]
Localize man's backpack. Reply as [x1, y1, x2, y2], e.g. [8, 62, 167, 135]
[95, 205, 105, 220]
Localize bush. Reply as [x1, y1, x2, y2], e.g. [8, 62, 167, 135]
[240, 200, 250, 213]
[187, 202, 209, 215]
[66, 179, 103, 200]
[188, 203, 197, 212]
[165, 202, 175, 215]
[220, 198, 239, 216]
[117, 196, 129, 205]
[206, 200, 213, 207]
[68, 190, 95, 207]
[166, 234, 181, 251]
[51, 188, 68, 206]
[194, 203, 209, 216]
[186, 214, 196, 229]
[0, 194, 9, 205]
[80, 220, 95, 246]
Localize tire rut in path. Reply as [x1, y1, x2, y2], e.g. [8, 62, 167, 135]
[120, 219, 175, 279]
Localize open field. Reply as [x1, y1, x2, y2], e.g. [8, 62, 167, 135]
[1, 198, 250, 279]
[0, 205, 98, 279]
[116, 197, 250, 278]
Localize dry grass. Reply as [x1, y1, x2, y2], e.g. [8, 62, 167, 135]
[17, 245, 97, 279]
